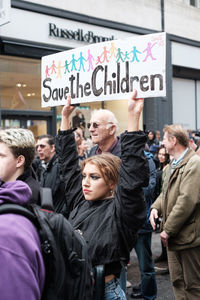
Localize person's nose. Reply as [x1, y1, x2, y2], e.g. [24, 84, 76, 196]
[83, 176, 90, 186]
[89, 124, 94, 132]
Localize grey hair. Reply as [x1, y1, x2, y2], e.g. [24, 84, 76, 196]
[91, 109, 119, 136]
[0, 128, 36, 169]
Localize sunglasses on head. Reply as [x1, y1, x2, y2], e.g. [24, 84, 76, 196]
[87, 122, 100, 129]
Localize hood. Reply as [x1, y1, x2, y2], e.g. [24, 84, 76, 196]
[0, 179, 32, 205]
[144, 151, 154, 159]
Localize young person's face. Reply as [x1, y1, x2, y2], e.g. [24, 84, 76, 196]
[148, 131, 154, 140]
[82, 162, 111, 201]
[158, 148, 167, 164]
[0, 142, 19, 182]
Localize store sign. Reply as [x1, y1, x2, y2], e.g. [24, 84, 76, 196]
[49, 23, 115, 44]
[41, 32, 166, 107]
[0, 0, 10, 26]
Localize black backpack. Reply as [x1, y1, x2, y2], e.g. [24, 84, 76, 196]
[0, 188, 94, 300]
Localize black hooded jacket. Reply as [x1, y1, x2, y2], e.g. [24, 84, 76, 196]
[55, 129, 149, 276]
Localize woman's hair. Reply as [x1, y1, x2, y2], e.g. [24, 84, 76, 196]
[158, 145, 170, 166]
[148, 130, 156, 140]
[81, 153, 121, 187]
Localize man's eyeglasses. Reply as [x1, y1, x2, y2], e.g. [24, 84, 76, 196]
[87, 122, 100, 129]
[35, 144, 46, 150]
[88, 122, 114, 129]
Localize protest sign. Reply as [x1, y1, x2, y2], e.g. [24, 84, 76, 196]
[0, 0, 10, 26]
[41, 32, 166, 107]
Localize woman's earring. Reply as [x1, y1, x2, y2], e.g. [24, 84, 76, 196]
[110, 190, 113, 195]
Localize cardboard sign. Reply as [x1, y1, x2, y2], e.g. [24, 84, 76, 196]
[41, 32, 166, 107]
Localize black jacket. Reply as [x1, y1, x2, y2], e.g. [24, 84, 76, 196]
[39, 154, 66, 214]
[17, 167, 40, 204]
[55, 129, 148, 274]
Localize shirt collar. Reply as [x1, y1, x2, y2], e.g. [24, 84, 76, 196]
[172, 147, 189, 167]
[96, 138, 118, 154]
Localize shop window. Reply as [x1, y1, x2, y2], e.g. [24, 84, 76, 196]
[190, 0, 200, 8]
[0, 55, 50, 111]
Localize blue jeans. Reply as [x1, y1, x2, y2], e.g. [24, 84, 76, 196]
[135, 232, 157, 300]
[105, 278, 127, 300]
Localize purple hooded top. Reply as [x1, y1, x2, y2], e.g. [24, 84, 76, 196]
[0, 180, 45, 300]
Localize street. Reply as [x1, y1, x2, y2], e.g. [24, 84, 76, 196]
[127, 232, 175, 300]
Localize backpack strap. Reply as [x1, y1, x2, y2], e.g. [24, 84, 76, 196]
[93, 265, 105, 300]
[0, 203, 37, 225]
[40, 187, 54, 211]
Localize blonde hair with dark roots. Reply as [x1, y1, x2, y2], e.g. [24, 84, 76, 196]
[0, 128, 36, 169]
[163, 124, 189, 147]
[81, 153, 121, 187]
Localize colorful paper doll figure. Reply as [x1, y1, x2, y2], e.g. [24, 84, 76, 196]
[116, 48, 125, 63]
[87, 49, 94, 71]
[56, 61, 63, 78]
[143, 42, 157, 62]
[45, 65, 50, 78]
[124, 51, 130, 61]
[50, 60, 57, 74]
[109, 42, 117, 58]
[96, 55, 102, 65]
[129, 46, 142, 62]
[70, 54, 78, 71]
[100, 46, 110, 63]
[64, 60, 70, 74]
[78, 52, 87, 72]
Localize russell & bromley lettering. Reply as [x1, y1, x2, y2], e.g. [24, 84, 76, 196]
[49, 23, 115, 44]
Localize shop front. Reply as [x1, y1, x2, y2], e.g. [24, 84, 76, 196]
[2, 1, 199, 138]
[0, 2, 144, 138]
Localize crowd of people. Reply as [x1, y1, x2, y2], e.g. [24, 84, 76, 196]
[0, 89, 200, 300]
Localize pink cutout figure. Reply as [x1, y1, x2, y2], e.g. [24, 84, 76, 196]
[87, 49, 94, 71]
[45, 65, 50, 78]
[100, 46, 110, 63]
[96, 55, 102, 65]
[143, 42, 157, 62]
[50, 60, 57, 74]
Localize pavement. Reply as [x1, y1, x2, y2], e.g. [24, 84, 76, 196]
[126, 232, 175, 300]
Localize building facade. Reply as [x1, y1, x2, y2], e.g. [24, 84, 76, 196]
[0, 0, 200, 138]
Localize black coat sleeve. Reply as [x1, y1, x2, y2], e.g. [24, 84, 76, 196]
[115, 131, 149, 233]
[55, 129, 84, 213]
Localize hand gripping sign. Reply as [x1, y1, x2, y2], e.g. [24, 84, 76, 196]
[41, 32, 166, 107]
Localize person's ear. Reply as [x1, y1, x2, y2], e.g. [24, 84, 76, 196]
[109, 124, 116, 136]
[172, 136, 177, 146]
[108, 182, 116, 196]
[109, 182, 115, 192]
[16, 155, 25, 168]
[51, 144, 55, 153]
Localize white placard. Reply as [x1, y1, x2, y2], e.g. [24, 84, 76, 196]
[0, 0, 10, 26]
[41, 32, 166, 107]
